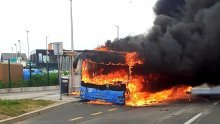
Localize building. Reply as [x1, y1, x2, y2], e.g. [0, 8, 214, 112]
[1, 53, 27, 66]
[30, 49, 58, 69]
[30, 49, 78, 71]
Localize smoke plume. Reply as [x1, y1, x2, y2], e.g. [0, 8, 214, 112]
[105, 0, 220, 92]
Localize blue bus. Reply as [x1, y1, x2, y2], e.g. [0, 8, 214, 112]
[73, 50, 130, 104]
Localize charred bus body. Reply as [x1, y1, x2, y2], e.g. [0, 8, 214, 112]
[73, 50, 130, 104]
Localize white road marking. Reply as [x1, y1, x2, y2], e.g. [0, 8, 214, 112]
[69, 117, 84, 121]
[213, 101, 218, 106]
[107, 108, 118, 112]
[91, 112, 103, 116]
[184, 113, 203, 124]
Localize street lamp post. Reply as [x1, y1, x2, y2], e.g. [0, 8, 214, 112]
[14, 44, 17, 63]
[46, 36, 49, 59]
[69, 0, 75, 95]
[114, 25, 119, 41]
[46, 36, 49, 86]
[25, 30, 30, 59]
[11, 47, 13, 59]
[17, 40, 21, 63]
[11, 47, 13, 53]
[70, 0, 74, 51]
[26, 30, 31, 86]
[14, 44, 17, 53]
[18, 40, 21, 53]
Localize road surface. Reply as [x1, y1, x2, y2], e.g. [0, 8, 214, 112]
[16, 96, 220, 124]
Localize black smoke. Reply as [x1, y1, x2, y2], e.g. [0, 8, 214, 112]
[104, 0, 220, 92]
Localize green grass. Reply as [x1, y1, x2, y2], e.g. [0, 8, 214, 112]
[0, 99, 54, 117]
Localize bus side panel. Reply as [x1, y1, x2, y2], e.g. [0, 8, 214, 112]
[80, 86, 125, 104]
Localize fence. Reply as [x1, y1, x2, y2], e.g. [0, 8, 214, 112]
[0, 60, 59, 89]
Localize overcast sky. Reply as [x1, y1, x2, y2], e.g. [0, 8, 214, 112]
[0, 0, 156, 56]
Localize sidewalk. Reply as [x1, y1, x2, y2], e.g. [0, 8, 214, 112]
[0, 90, 80, 102]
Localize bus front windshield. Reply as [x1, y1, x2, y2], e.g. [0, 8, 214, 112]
[81, 60, 129, 86]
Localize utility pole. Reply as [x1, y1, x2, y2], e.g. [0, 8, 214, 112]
[14, 44, 17, 61]
[70, 0, 74, 51]
[11, 47, 13, 60]
[46, 36, 49, 86]
[69, 0, 75, 94]
[14, 44, 17, 53]
[18, 40, 21, 53]
[18, 40, 21, 63]
[11, 47, 13, 53]
[46, 36, 49, 60]
[25, 30, 30, 59]
[26, 30, 31, 86]
[46, 36, 49, 61]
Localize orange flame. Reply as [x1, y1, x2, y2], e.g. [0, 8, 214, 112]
[95, 46, 109, 51]
[126, 77, 190, 106]
[87, 100, 113, 105]
[126, 52, 143, 67]
[69, 91, 80, 96]
[82, 61, 128, 85]
[81, 51, 191, 106]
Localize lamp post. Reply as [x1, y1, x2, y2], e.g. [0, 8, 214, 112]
[17, 40, 21, 63]
[69, 0, 75, 95]
[46, 36, 49, 59]
[14, 44, 17, 63]
[25, 30, 30, 59]
[26, 30, 31, 86]
[18, 40, 21, 53]
[14, 44, 17, 53]
[46, 36, 49, 86]
[11, 47, 13, 59]
[11, 47, 13, 53]
[114, 25, 119, 41]
[70, 0, 74, 51]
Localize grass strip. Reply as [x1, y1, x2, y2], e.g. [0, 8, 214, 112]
[0, 99, 54, 117]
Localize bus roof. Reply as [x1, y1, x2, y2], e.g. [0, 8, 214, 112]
[79, 50, 128, 65]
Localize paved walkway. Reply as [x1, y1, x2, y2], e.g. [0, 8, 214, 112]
[0, 90, 80, 102]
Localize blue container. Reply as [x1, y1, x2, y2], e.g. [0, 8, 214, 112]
[23, 69, 42, 80]
[23, 69, 30, 80]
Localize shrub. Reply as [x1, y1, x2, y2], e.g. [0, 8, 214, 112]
[0, 72, 59, 88]
[0, 80, 8, 89]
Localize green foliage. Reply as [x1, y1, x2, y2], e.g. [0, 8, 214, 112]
[11, 80, 28, 88]
[48, 73, 59, 85]
[0, 72, 59, 89]
[30, 73, 58, 87]
[31, 74, 47, 86]
[63, 71, 69, 75]
[0, 80, 8, 89]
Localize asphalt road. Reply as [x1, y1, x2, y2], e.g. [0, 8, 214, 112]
[16, 96, 220, 124]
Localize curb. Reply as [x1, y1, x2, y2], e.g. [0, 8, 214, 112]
[0, 99, 79, 124]
[0, 86, 59, 94]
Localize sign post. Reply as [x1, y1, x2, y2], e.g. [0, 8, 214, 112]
[53, 42, 63, 100]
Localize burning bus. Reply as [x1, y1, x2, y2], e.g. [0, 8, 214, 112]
[73, 50, 191, 106]
[73, 50, 142, 104]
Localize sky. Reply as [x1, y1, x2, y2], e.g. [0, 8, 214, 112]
[0, 0, 156, 56]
